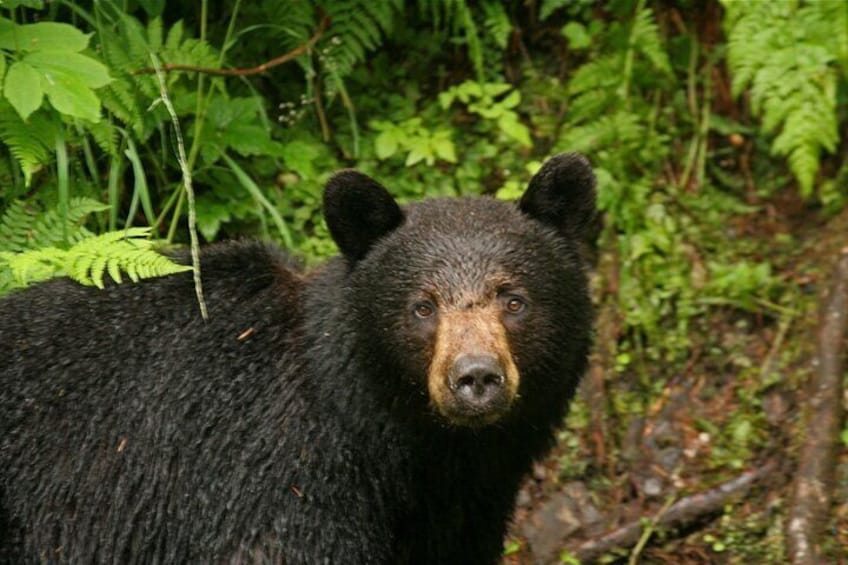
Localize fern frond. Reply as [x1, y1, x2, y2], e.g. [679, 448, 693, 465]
[84, 118, 120, 156]
[415, 0, 483, 79]
[722, 0, 844, 195]
[631, 8, 671, 76]
[0, 197, 108, 252]
[0, 247, 67, 291]
[0, 201, 39, 252]
[558, 110, 644, 154]
[482, 0, 512, 50]
[0, 101, 59, 186]
[0, 227, 191, 291]
[30, 198, 110, 249]
[323, 1, 400, 76]
[566, 54, 622, 122]
[65, 227, 192, 288]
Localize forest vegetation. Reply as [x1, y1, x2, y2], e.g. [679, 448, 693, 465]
[0, 0, 847, 562]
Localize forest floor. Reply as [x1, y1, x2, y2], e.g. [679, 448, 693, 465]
[504, 192, 848, 564]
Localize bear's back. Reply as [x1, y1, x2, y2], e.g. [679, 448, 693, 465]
[0, 241, 312, 562]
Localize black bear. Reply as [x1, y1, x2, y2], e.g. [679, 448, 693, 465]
[0, 153, 595, 564]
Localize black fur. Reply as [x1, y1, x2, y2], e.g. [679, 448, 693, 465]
[0, 153, 596, 564]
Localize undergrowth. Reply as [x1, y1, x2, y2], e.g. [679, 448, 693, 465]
[1, 0, 847, 559]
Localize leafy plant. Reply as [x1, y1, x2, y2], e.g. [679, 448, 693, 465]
[0, 198, 189, 293]
[0, 17, 112, 122]
[371, 117, 456, 166]
[439, 80, 531, 147]
[721, 0, 848, 196]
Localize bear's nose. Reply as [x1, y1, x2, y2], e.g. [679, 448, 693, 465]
[448, 354, 506, 409]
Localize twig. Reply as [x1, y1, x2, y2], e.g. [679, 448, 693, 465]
[572, 461, 776, 563]
[628, 494, 676, 565]
[786, 249, 848, 564]
[150, 54, 208, 321]
[133, 14, 329, 77]
[759, 307, 795, 384]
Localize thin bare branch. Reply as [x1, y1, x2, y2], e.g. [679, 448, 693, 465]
[134, 14, 329, 77]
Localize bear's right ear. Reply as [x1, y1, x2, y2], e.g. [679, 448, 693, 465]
[324, 170, 404, 261]
[518, 152, 596, 239]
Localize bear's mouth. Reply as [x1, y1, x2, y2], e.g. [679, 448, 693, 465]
[432, 390, 513, 428]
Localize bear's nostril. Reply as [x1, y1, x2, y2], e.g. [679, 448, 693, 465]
[449, 355, 506, 408]
[456, 373, 477, 390]
[482, 373, 504, 387]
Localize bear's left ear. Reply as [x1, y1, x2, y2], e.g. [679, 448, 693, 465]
[518, 152, 597, 239]
[324, 170, 404, 261]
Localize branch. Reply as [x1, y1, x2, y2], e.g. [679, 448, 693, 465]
[786, 249, 848, 564]
[133, 14, 330, 77]
[571, 461, 777, 563]
[149, 54, 208, 321]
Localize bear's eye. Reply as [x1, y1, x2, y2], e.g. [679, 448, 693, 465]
[413, 301, 436, 319]
[503, 296, 526, 315]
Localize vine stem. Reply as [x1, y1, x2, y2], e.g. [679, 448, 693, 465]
[150, 53, 209, 321]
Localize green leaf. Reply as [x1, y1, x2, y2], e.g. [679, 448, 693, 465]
[0, 55, 5, 97]
[137, 0, 165, 17]
[25, 51, 111, 89]
[0, 21, 91, 52]
[39, 71, 102, 122]
[562, 22, 591, 49]
[405, 144, 429, 167]
[432, 132, 456, 163]
[500, 89, 521, 109]
[4, 61, 43, 120]
[374, 130, 400, 160]
[497, 112, 532, 146]
[481, 82, 511, 98]
[540, 0, 570, 21]
[280, 140, 323, 179]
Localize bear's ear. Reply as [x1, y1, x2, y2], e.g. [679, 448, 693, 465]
[518, 152, 597, 238]
[324, 170, 404, 261]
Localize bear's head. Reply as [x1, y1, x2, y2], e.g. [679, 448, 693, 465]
[324, 154, 596, 428]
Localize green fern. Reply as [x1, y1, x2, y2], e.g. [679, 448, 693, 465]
[562, 7, 670, 124]
[629, 7, 671, 77]
[95, 10, 220, 139]
[559, 110, 645, 154]
[0, 100, 60, 186]
[67, 228, 192, 288]
[722, 0, 846, 196]
[0, 197, 108, 253]
[1, 227, 191, 291]
[417, 0, 484, 80]
[0, 200, 191, 293]
[322, 1, 402, 77]
[96, 12, 152, 137]
[481, 1, 512, 51]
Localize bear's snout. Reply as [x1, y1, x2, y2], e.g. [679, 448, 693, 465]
[427, 307, 520, 426]
[448, 354, 507, 411]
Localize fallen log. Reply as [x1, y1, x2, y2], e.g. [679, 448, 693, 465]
[786, 249, 848, 564]
[571, 461, 776, 563]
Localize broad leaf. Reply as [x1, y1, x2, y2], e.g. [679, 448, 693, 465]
[374, 130, 399, 160]
[40, 72, 102, 122]
[0, 21, 91, 52]
[4, 61, 43, 120]
[25, 51, 111, 88]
